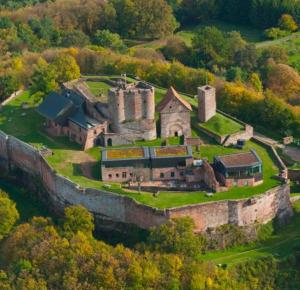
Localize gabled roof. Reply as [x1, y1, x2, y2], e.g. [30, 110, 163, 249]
[215, 150, 262, 169]
[157, 87, 192, 112]
[36, 92, 74, 123]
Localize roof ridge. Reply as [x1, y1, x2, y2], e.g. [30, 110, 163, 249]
[157, 86, 192, 112]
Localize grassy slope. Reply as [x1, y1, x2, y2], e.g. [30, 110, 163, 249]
[200, 200, 300, 265]
[200, 113, 244, 136]
[0, 88, 280, 209]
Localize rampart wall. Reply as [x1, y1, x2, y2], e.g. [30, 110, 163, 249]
[0, 130, 293, 232]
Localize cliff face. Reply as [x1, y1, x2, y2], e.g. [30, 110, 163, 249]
[0, 129, 293, 233]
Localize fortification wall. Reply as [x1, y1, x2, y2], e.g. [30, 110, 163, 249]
[289, 169, 300, 182]
[0, 129, 293, 232]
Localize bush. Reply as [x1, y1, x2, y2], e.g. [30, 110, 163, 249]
[264, 27, 290, 40]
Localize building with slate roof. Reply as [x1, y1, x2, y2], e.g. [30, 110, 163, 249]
[213, 150, 263, 187]
[157, 87, 192, 139]
[37, 89, 108, 150]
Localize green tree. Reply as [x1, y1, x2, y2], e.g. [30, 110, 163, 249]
[93, 29, 125, 51]
[249, 72, 263, 92]
[0, 74, 19, 101]
[61, 30, 90, 48]
[63, 205, 94, 237]
[112, 0, 178, 39]
[147, 217, 206, 256]
[51, 55, 80, 83]
[0, 191, 19, 240]
[30, 58, 58, 94]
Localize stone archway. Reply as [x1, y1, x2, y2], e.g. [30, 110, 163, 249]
[168, 124, 183, 137]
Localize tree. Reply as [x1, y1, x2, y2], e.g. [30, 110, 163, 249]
[0, 75, 19, 101]
[30, 58, 58, 94]
[61, 30, 90, 48]
[249, 73, 263, 92]
[147, 217, 206, 256]
[278, 14, 298, 32]
[63, 205, 94, 236]
[0, 191, 19, 240]
[51, 55, 80, 83]
[93, 29, 125, 51]
[112, 0, 178, 39]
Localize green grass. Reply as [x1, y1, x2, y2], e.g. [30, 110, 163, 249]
[177, 20, 263, 47]
[0, 87, 281, 209]
[199, 113, 244, 136]
[199, 200, 300, 265]
[86, 81, 112, 97]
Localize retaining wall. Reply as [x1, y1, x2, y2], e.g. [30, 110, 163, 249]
[0, 130, 293, 232]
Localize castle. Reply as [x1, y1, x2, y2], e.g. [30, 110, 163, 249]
[37, 79, 217, 150]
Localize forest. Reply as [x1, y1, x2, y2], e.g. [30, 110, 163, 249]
[1, 188, 300, 289]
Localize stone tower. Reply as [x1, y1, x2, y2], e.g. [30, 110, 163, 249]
[198, 85, 216, 122]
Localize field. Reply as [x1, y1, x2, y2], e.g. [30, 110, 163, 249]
[177, 20, 264, 46]
[0, 84, 281, 209]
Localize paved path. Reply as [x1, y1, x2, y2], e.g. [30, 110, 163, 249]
[254, 132, 282, 147]
[1, 90, 23, 106]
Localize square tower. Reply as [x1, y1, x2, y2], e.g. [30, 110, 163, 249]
[198, 85, 216, 122]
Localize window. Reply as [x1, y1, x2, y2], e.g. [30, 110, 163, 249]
[94, 130, 97, 135]
[122, 172, 127, 178]
[116, 173, 119, 178]
[180, 172, 184, 177]
[160, 173, 165, 178]
[108, 174, 112, 179]
[130, 173, 133, 177]
[171, 172, 175, 178]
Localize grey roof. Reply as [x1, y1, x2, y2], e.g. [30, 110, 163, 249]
[37, 90, 100, 129]
[36, 92, 74, 123]
[69, 108, 100, 129]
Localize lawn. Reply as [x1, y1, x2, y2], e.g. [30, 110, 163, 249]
[86, 81, 111, 98]
[199, 200, 300, 266]
[177, 20, 263, 46]
[199, 113, 244, 136]
[0, 89, 281, 209]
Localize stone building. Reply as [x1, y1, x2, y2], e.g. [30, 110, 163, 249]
[198, 85, 216, 122]
[101, 145, 219, 191]
[37, 90, 108, 150]
[213, 150, 263, 187]
[105, 81, 157, 146]
[157, 87, 192, 139]
[37, 80, 157, 149]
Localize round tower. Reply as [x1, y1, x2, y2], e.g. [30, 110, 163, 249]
[144, 87, 155, 119]
[109, 89, 125, 125]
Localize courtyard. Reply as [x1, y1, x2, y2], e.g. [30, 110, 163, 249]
[0, 81, 282, 209]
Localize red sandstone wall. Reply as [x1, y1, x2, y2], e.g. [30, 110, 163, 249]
[0, 129, 293, 233]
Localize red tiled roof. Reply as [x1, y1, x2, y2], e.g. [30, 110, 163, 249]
[217, 151, 261, 168]
[157, 87, 192, 112]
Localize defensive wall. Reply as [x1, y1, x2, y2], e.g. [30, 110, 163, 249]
[0, 130, 293, 232]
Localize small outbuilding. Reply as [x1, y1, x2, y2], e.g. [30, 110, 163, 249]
[157, 87, 192, 139]
[213, 150, 263, 187]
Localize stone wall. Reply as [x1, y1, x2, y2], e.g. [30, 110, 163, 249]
[289, 169, 300, 182]
[0, 129, 293, 232]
